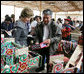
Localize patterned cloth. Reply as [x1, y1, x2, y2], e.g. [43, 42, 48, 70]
[78, 35, 83, 45]
[58, 40, 77, 56]
[62, 24, 71, 41]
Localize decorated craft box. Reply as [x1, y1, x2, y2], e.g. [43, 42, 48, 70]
[27, 51, 42, 69]
[1, 37, 42, 73]
[1, 64, 29, 73]
[1, 47, 42, 73]
[52, 59, 64, 73]
[1, 38, 24, 73]
[15, 48, 42, 69]
[49, 54, 64, 73]
[1, 42, 18, 66]
[1, 47, 29, 73]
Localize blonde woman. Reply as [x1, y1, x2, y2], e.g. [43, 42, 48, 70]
[13, 7, 33, 46]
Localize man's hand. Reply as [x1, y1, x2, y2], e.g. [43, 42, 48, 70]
[41, 39, 50, 47]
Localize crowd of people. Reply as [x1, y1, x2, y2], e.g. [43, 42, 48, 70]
[1, 7, 83, 73]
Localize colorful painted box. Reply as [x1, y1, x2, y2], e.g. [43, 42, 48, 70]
[1, 38, 42, 73]
[28, 51, 42, 69]
[52, 59, 64, 73]
[49, 54, 64, 73]
[1, 64, 29, 73]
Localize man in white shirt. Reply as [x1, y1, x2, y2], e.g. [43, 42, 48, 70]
[34, 9, 62, 73]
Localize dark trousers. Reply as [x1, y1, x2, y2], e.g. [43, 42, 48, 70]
[35, 47, 50, 72]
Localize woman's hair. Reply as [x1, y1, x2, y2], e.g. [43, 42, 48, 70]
[20, 7, 33, 18]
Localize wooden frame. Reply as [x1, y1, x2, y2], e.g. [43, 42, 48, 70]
[1, 1, 83, 12]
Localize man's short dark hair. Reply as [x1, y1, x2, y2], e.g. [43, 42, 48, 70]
[34, 16, 38, 20]
[5, 15, 9, 18]
[76, 20, 79, 23]
[34, 16, 41, 21]
[51, 18, 55, 21]
[5, 17, 12, 22]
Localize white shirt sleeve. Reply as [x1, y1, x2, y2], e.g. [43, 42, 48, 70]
[31, 21, 37, 27]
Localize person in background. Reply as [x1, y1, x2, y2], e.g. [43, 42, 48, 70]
[12, 7, 33, 46]
[1, 14, 7, 24]
[30, 16, 41, 36]
[5, 14, 9, 20]
[11, 14, 15, 29]
[34, 9, 62, 73]
[62, 18, 71, 41]
[51, 18, 55, 21]
[75, 20, 80, 28]
[31, 16, 41, 28]
[78, 21, 83, 29]
[1, 14, 9, 24]
[55, 18, 63, 36]
[67, 16, 73, 26]
[72, 20, 76, 27]
[11, 14, 15, 24]
[56, 18, 63, 30]
[36, 16, 41, 23]
[1, 16, 13, 31]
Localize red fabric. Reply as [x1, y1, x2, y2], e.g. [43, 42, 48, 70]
[66, 27, 71, 32]
[62, 30, 71, 37]
[62, 25, 71, 38]
[64, 19, 71, 21]
[78, 35, 83, 45]
[58, 42, 63, 51]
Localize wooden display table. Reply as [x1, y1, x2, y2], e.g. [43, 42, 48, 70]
[65, 45, 83, 69]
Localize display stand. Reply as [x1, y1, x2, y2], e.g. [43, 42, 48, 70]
[65, 45, 83, 69]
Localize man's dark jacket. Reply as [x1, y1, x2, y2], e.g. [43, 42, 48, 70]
[34, 20, 62, 55]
